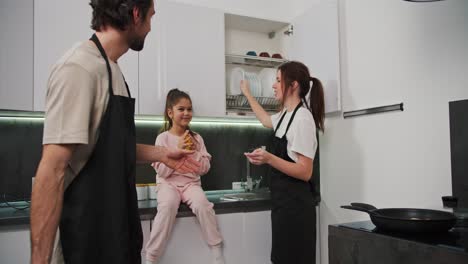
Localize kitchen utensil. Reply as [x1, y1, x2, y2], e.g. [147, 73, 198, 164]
[272, 53, 283, 59]
[244, 71, 261, 97]
[227, 67, 244, 95]
[341, 202, 456, 233]
[442, 196, 468, 227]
[246, 51, 257, 56]
[258, 68, 276, 97]
[136, 184, 148, 201]
[442, 196, 458, 208]
[148, 183, 157, 200]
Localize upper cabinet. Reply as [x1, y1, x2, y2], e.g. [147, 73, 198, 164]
[285, 0, 341, 114]
[0, 0, 34, 111]
[33, 0, 139, 112]
[139, 0, 225, 117]
[224, 14, 289, 115]
[2, 0, 339, 116]
[225, 0, 341, 114]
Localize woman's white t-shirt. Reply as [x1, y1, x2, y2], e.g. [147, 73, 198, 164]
[270, 106, 318, 162]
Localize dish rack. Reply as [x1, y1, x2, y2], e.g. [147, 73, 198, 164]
[225, 54, 287, 68]
[226, 95, 280, 113]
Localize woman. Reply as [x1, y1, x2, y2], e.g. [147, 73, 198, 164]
[241, 61, 325, 264]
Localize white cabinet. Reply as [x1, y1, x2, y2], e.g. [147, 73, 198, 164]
[152, 213, 244, 264]
[0, 225, 31, 264]
[143, 211, 270, 264]
[225, 0, 341, 114]
[139, 1, 225, 117]
[285, 0, 341, 114]
[242, 211, 272, 264]
[33, 0, 139, 112]
[0, 0, 34, 111]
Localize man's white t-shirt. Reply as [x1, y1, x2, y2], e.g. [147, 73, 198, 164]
[270, 105, 318, 162]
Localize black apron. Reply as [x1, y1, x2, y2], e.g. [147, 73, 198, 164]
[59, 34, 142, 264]
[270, 103, 317, 264]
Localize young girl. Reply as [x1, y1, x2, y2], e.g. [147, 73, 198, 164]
[145, 89, 225, 264]
[241, 61, 325, 264]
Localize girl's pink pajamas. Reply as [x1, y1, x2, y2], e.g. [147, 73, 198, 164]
[145, 132, 223, 262]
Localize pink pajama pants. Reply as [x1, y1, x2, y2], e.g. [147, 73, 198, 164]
[145, 183, 223, 262]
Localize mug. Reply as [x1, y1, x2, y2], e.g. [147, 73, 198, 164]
[136, 184, 148, 201]
[148, 183, 158, 200]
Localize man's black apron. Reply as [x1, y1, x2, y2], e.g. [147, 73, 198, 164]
[269, 103, 317, 264]
[59, 34, 142, 263]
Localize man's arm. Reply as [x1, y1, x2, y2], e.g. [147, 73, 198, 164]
[30, 144, 76, 264]
[136, 144, 200, 173]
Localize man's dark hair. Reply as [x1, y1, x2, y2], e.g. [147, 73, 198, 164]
[90, 0, 152, 31]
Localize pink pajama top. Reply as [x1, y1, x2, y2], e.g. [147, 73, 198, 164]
[151, 131, 211, 186]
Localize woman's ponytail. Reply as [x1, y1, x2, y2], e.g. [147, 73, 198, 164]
[309, 77, 325, 132]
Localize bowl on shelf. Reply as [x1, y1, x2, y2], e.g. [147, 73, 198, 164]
[246, 51, 257, 56]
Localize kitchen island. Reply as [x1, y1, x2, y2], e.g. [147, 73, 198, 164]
[329, 221, 468, 264]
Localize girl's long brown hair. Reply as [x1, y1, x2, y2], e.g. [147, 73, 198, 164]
[161, 89, 198, 144]
[278, 61, 325, 132]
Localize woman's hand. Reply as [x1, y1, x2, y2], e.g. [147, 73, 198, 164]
[244, 147, 271, 166]
[240, 79, 252, 97]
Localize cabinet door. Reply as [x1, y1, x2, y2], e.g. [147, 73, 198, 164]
[0, 0, 34, 111]
[0, 225, 31, 264]
[242, 211, 272, 264]
[138, 0, 167, 115]
[284, 0, 341, 114]
[34, 0, 138, 112]
[139, 1, 225, 116]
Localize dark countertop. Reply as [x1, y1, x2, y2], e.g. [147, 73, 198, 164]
[0, 189, 271, 227]
[334, 221, 468, 253]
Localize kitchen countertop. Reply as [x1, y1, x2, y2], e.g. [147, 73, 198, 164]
[329, 221, 468, 264]
[335, 221, 468, 252]
[0, 189, 271, 227]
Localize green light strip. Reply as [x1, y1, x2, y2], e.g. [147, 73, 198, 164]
[0, 112, 263, 126]
[135, 119, 263, 127]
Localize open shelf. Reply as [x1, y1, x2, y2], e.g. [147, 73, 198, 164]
[226, 54, 287, 68]
[226, 95, 279, 114]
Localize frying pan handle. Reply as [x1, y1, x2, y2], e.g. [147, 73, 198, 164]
[340, 205, 373, 214]
[350, 203, 378, 211]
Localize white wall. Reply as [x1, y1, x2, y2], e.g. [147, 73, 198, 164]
[320, 0, 468, 263]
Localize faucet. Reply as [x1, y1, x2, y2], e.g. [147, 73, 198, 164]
[241, 146, 266, 191]
[244, 154, 263, 191]
[245, 158, 253, 191]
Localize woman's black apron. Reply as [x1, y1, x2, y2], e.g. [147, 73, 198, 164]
[59, 34, 142, 263]
[269, 103, 317, 264]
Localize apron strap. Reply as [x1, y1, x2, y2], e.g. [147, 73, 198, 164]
[274, 102, 302, 136]
[274, 110, 288, 134]
[90, 34, 132, 98]
[90, 34, 114, 96]
[284, 102, 302, 135]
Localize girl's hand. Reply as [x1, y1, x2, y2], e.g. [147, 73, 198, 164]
[244, 147, 271, 166]
[240, 79, 252, 97]
[177, 130, 195, 150]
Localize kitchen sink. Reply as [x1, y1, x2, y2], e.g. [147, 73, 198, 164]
[220, 189, 270, 201]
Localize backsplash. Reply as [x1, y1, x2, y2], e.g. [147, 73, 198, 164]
[0, 111, 320, 202]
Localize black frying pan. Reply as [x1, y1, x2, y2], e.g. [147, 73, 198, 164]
[341, 203, 456, 233]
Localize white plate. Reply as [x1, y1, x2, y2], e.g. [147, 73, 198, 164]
[228, 67, 244, 95]
[246, 72, 261, 97]
[258, 68, 276, 97]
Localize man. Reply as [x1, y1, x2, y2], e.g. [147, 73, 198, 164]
[30, 0, 199, 263]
